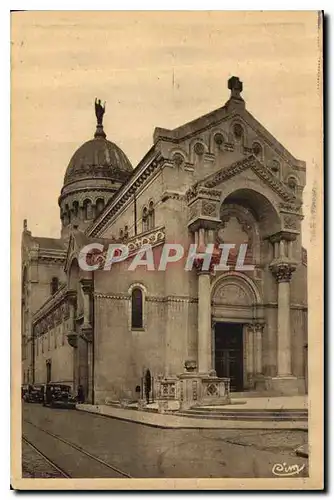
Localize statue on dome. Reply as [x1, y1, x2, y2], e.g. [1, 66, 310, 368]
[95, 98, 106, 125]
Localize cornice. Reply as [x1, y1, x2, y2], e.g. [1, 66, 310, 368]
[94, 293, 198, 304]
[161, 190, 186, 202]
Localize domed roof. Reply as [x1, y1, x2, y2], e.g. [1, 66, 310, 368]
[64, 133, 133, 186]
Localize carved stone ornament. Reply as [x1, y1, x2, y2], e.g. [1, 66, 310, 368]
[213, 283, 251, 306]
[173, 153, 184, 167]
[194, 142, 205, 155]
[188, 204, 198, 221]
[233, 123, 243, 139]
[81, 324, 93, 343]
[202, 201, 216, 217]
[67, 332, 78, 348]
[252, 142, 262, 157]
[283, 215, 298, 230]
[288, 178, 297, 191]
[214, 133, 224, 146]
[184, 359, 197, 372]
[270, 263, 296, 283]
[271, 159, 280, 173]
[206, 383, 219, 397]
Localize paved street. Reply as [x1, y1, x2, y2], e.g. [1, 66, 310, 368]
[22, 403, 308, 479]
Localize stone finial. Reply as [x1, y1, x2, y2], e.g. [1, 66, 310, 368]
[23, 219, 28, 231]
[228, 76, 243, 100]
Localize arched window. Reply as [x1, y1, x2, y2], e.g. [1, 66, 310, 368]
[252, 142, 263, 158]
[96, 198, 105, 216]
[83, 199, 92, 220]
[233, 123, 244, 141]
[119, 228, 124, 240]
[73, 201, 79, 218]
[131, 288, 143, 330]
[287, 177, 297, 195]
[65, 204, 70, 224]
[142, 207, 149, 232]
[148, 201, 155, 230]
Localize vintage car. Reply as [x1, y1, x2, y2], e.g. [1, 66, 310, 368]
[21, 384, 30, 399]
[43, 383, 76, 409]
[23, 384, 45, 403]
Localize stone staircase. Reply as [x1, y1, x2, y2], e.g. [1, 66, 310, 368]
[178, 407, 308, 421]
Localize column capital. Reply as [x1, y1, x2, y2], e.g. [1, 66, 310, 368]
[65, 290, 77, 305]
[268, 230, 299, 243]
[80, 278, 94, 294]
[81, 324, 93, 343]
[67, 332, 78, 348]
[269, 260, 296, 283]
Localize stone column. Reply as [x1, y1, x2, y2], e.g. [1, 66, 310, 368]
[80, 279, 93, 329]
[65, 290, 78, 393]
[246, 324, 254, 387]
[254, 323, 263, 375]
[211, 320, 216, 375]
[271, 264, 295, 376]
[66, 291, 77, 344]
[197, 271, 212, 374]
[80, 279, 94, 403]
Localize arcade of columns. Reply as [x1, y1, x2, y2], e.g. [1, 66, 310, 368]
[192, 225, 297, 386]
[186, 184, 298, 399]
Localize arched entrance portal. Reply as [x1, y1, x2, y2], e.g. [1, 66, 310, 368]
[211, 273, 264, 391]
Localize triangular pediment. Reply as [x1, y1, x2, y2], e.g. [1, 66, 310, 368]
[154, 103, 305, 173]
[198, 155, 297, 203]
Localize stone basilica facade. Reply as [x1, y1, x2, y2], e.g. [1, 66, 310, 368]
[21, 78, 308, 407]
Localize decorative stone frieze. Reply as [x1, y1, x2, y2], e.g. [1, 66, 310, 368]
[87, 226, 166, 269]
[160, 191, 186, 202]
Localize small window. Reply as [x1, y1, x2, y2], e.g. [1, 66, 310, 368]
[96, 198, 105, 216]
[252, 142, 262, 158]
[131, 288, 143, 330]
[50, 277, 59, 295]
[83, 199, 92, 220]
[288, 177, 297, 194]
[148, 201, 155, 230]
[233, 123, 244, 140]
[73, 201, 79, 218]
[142, 207, 149, 232]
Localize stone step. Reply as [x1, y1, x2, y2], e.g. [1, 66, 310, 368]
[178, 411, 308, 421]
[191, 407, 307, 414]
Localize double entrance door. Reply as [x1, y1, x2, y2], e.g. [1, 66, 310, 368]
[214, 322, 244, 392]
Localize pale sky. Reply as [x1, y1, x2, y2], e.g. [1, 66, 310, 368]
[11, 11, 322, 245]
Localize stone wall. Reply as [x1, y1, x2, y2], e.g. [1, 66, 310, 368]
[34, 319, 73, 387]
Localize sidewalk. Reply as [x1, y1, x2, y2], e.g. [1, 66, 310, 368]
[76, 396, 308, 430]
